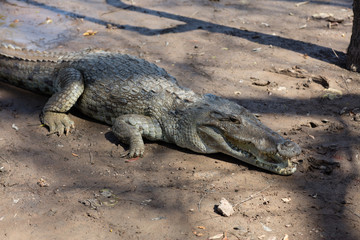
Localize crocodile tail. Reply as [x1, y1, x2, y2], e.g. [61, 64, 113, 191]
[0, 42, 63, 62]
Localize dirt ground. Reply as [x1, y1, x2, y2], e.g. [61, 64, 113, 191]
[1, 0, 360, 239]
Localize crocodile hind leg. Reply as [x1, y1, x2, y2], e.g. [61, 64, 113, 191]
[112, 115, 163, 158]
[41, 68, 84, 135]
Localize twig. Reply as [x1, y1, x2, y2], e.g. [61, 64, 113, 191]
[346, 208, 360, 220]
[332, 48, 339, 58]
[89, 152, 94, 165]
[100, 10, 121, 17]
[198, 193, 207, 212]
[229, 231, 243, 240]
[339, 75, 350, 93]
[295, 1, 310, 7]
[0, 155, 8, 163]
[234, 185, 270, 207]
[353, 212, 360, 219]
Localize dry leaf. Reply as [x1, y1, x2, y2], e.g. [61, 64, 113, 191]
[192, 231, 203, 237]
[222, 231, 228, 240]
[125, 157, 139, 163]
[83, 30, 98, 36]
[37, 177, 49, 187]
[38, 17, 53, 25]
[72, 153, 79, 157]
[197, 226, 206, 229]
[45, 17, 53, 24]
[9, 19, 19, 27]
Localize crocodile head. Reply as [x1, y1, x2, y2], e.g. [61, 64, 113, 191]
[187, 95, 301, 175]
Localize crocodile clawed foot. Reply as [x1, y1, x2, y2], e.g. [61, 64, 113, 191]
[128, 145, 144, 158]
[41, 112, 75, 136]
[120, 143, 144, 159]
[119, 147, 144, 159]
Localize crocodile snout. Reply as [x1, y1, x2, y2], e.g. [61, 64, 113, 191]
[277, 140, 301, 158]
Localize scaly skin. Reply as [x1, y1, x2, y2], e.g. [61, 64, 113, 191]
[0, 43, 301, 175]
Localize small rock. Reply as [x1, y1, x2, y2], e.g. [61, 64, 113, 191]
[209, 233, 224, 240]
[312, 13, 344, 23]
[312, 13, 334, 20]
[323, 88, 342, 100]
[251, 77, 270, 86]
[321, 119, 329, 123]
[37, 177, 49, 187]
[319, 165, 327, 170]
[140, 199, 152, 205]
[11, 124, 19, 131]
[281, 197, 291, 203]
[151, 216, 166, 221]
[233, 226, 248, 234]
[354, 113, 360, 122]
[106, 23, 117, 29]
[339, 107, 348, 115]
[217, 198, 234, 217]
[261, 223, 272, 232]
[100, 188, 113, 198]
[86, 211, 100, 219]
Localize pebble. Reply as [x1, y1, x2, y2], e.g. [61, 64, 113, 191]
[217, 198, 234, 217]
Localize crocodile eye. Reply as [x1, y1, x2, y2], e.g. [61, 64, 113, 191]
[229, 116, 241, 124]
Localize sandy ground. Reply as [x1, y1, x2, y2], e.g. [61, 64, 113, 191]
[1, 0, 360, 239]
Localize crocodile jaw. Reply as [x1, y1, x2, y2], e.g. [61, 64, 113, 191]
[197, 126, 297, 175]
[224, 138, 297, 175]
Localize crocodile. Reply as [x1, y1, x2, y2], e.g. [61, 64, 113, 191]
[0, 43, 301, 175]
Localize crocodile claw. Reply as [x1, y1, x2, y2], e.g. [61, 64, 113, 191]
[120, 146, 144, 159]
[128, 144, 144, 158]
[119, 143, 145, 158]
[41, 112, 75, 136]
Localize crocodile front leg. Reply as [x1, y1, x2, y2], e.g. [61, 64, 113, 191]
[112, 115, 163, 158]
[41, 68, 84, 135]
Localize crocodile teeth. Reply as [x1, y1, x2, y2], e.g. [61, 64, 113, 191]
[226, 140, 252, 158]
